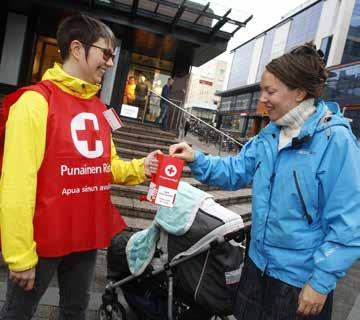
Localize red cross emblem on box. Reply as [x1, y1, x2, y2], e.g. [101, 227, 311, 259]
[146, 154, 184, 207]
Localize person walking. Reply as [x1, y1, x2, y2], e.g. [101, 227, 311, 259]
[169, 43, 360, 320]
[0, 14, 159, 320]
[155, 77, 174, 130]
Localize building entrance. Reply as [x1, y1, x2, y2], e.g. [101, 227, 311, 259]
[120, 53, 173, 123]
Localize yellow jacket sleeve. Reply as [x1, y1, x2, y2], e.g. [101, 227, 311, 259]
[0, 91, 48, 271]
[110, 140, 147, 185]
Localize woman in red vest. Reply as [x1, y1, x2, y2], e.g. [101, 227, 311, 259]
[0, 14, 160, 320]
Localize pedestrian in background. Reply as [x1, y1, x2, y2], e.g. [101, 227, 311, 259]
[170, 43, 360, 320]
[135, 75, 148, 120]
[123, 76, 136, 105]
[155, 77, 174, 130]
[184, 119, 190, 137]
[0, 14, 159, 320]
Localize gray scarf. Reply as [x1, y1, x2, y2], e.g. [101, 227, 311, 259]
[274, 99, 316, 150]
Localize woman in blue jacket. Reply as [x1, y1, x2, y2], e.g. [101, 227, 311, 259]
[169, 43, 360, 320]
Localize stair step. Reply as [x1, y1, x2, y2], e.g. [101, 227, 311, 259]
[136, 177, 221, 191]
[118, 121, 177, 139]
[114, 196, 252, 231]
[113, 138, 170, 153]
[113, 131, 178, 146]
[111, 185, 252, 205]
[111, 188, 251, 217]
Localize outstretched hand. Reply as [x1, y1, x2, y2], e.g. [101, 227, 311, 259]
[10, 268, 35, 291]
[144, 149, 163, 177]
[297, 283, 327, 317]
[169, 142, 195, 162]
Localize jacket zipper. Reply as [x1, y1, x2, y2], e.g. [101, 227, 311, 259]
[260, 136, 277, 276]
[293, 171, 313, 225]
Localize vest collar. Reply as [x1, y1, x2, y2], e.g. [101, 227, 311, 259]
[42, 63, 101, 99]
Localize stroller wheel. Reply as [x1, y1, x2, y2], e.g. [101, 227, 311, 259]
[97, 302, 126, 320]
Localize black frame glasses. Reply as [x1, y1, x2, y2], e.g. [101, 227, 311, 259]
[80, 42, 116, 61]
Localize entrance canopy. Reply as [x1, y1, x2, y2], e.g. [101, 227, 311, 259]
[10, 0, 252, 66]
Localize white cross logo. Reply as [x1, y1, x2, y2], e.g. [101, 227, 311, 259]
[165, 165, 177, 177]
[70, 113, 104, 159]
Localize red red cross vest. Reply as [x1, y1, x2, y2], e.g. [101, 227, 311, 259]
[1, 80, 126, 257]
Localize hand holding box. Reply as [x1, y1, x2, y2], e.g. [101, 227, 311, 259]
[146, 154, 184, 207]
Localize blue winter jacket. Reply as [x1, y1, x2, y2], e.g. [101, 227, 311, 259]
[189, 100, 360, 294]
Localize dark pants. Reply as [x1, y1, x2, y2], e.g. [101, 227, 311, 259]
[0, 250, 97, 320]
[155, 103, 169, 129]
[234, 258, 333, 320]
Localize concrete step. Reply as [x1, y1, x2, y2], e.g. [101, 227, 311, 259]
[117, 198, 252, 232]
[111, 189, 252, 229]
[118, 121, 177, 139]
[113, 130, 179, 146]
[111, 185, 252, 205]
[113, 138, 170, 154]
[136, 177, 221, 192]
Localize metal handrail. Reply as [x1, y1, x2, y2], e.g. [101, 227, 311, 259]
[149, 88, 244, 147]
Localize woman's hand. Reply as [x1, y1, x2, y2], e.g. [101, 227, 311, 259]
[144, 150, 162, 177]
[10, 268, 35, 291]
[169, 142, 195, 162]
[297, 283, 327, 317]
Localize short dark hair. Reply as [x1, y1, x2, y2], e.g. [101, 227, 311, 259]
[265, 42, 328, 98]
[57, 14, 116, 61]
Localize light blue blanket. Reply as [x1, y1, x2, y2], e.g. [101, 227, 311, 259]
[126, 181, 212, 275]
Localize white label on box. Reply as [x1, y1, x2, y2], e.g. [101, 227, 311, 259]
[120, 104, 139, 118]
[103, 108, 123, 131]
[155, 185, 177, 207]
[146, 182, 158, 202]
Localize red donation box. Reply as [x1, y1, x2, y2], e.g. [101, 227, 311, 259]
[146, 154, 184, 207]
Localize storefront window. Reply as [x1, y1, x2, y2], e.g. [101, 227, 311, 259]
[121, 53, 173, 122]
[220, 96, 233, 111]
[324, 63, 360, 106]
[250, 91, 260, 111]
[233, 93, 251, 111]
[220, 114, 246, 132]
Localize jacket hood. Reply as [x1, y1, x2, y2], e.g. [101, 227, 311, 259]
[42, 63, 101, 99]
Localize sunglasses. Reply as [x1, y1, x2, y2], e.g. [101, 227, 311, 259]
[80, 42, 116, 61]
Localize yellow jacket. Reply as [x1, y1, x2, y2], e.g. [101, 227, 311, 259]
[0, 63, 146, 271]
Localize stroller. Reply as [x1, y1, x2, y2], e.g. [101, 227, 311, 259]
[98, 182, 246, 320]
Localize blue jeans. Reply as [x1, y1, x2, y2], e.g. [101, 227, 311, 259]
[155, 104, 169, 129]
[0, 250, 97, 320]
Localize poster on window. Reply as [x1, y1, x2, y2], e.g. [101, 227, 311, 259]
[120, 104, 139, 118]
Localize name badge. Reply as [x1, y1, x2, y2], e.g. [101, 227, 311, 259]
[103, 108, 123, 131]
